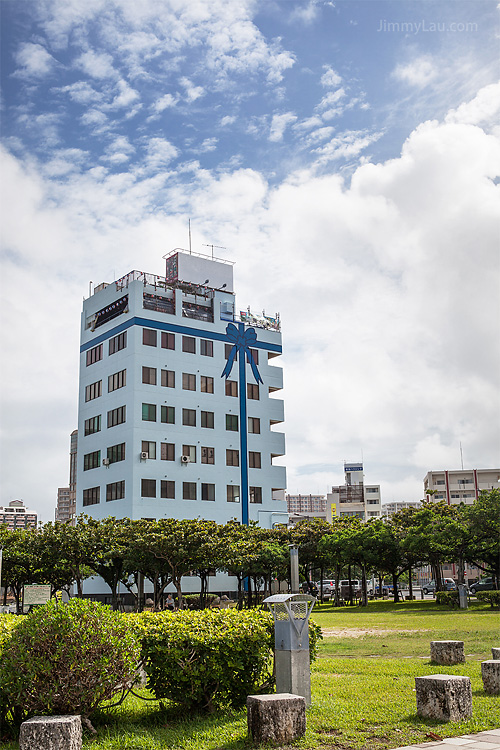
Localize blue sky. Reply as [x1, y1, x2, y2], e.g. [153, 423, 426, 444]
[1, 0, 499, 521]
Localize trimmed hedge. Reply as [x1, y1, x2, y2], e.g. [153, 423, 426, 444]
[476, 590, 500, 608]
[435, 591, 460, 608]
[129, 609, 322, 711]
[0, 599, 141, 724]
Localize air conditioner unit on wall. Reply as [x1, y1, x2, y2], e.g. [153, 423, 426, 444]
[181, 455, 190, 464]
[140, 452, 149, 460]
[102, 457, 110, 466]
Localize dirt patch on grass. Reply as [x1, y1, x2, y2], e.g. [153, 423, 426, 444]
[321, 627, 426, 638]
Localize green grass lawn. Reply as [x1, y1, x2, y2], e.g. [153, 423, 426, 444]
[2, 600, 499, 749]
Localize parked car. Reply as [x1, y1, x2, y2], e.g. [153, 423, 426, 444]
[316, 580, 336, 599]
[368, 582, 395, 596]
[469, 577, 496, 595]
[422, 578, 456, 595]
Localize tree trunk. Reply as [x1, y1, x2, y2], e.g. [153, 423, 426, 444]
[392, 572, 400, 603]
[361, 565, 368, 606]
[408, 565, 413, 600]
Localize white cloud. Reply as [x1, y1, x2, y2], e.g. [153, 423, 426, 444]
[180, 77, 205, 103]
[269, 112, 297, 142]
[144, 137, 179, 168]
[14, 42, 56, 78]
[321, 67, 342, 88]
[289, 1, 320, 25]
[317, 88, 346, 110]
[151, 93, 178, 114]
[393, 57, 437, 88]
[220, 115, 237, 127]
[75, 50, 116, 79]
[110, 79, 140, 109]
[445, 81, 500, 127]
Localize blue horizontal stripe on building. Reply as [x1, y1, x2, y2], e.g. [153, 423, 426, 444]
[80, 316, 282, 354]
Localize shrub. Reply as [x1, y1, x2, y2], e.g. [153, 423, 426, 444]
[476, 590, 500, 608]
[128, 608, 322, 712]
[435, 591, 459, 608]
[0, 598, 141, 724]
[182, 593, 218, 610]
[137, 608, 273, 711]
[0, 615, 20, 728]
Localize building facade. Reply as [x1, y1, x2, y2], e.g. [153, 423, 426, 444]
[424, 468, 500, 505]
[0, 499, 37, 529]
[381, 501, 421, 516]
[55, 487, 71, 523]
[327, 462, 381, 521]
[286, 494, 327, 524]
[76, 250, 287, 531]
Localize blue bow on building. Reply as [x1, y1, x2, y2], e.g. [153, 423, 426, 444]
[221, 323, 263, 384]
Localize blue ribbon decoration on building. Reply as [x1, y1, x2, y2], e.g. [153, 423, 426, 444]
[220, 323, 263, 384]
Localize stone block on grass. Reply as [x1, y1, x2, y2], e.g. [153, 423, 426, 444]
[481, 660, 500, 694]
[415, 675, 472, 722]
[430, 640, 465, 665]
[247, 693, 306, 746]
[492, 647, 500, 660]
[19, 715, 82, 750]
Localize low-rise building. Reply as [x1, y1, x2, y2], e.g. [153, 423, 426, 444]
[0, 499, 38, 529]
[327, 462, 381, 521]
[424, 468, 500, 505]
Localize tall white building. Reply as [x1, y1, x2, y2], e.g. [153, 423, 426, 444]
[327, 462, 381, 521]
[424, 468, 500, 505]
[76, 250, 287, 531]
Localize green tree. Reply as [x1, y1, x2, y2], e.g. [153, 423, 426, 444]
[464, 489, 500, 582]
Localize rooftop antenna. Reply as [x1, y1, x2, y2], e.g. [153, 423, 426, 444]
[188, 219, 192, 254]
[460, 442, 464, 470]
[203, 243, 226, 259]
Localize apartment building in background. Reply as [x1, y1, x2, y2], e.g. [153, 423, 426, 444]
[0, 499, 37, 529]
[286, 494, 326, 523]
[424, 468, 500, 505]
[382, 500, 421, 516]
[76, 250, 287, 534]
[55, 487, 71, 523]
[327, 462, 381, 521]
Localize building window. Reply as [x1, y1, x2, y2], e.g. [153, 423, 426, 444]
[182, 445, 196, 462]
[141, 441, 156, 459]
[141, 479, 156, 498]
[107, 405, 126, 428]
[161, 442, 175, 461]
[85, 380, 102, 402]
[84, 450, 101, 471]
[225, 343, 237, 361]
[109, 331, 127, 355]
[161, 405, 175, 424]
[436, 480, 445, 485]
[84, 415, 101, 436]
[227, 485, 240, 503]
[182, 336, 196, 353]
[182, 408, 196, 427]
[183, 482, 197, 500]
[201, 411, 214, 429]
[182, 373, 196, 390]
[200, 339, 213, 357]
[161, 369, 175, 388]
[107, 443, 125, 463]
[143, 328, 157, 347]
[142, 403, 156, 422]
[82, 487, 100, 506]
[247, 383, 259, 400]
[142, 367, 156, 385]
[250, 486, 262, 504]
[201, 376, 214, 393]
[248, 417, 260, 434]
[226, 414, 238, 431]
[106, 481, 125, 502]
[202, 483, 215, 501]
[249, 452, 261, 469]
[161, 332, 175, 350]
[86, 343, 103, 366]
[249, 348, 259, 365]
[226, 449, 239, 467]
[161, 480, 175, 499]
[108, 369, 126, 392]
[225, 380, 238, 397]
[201, 447, 215, 464]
